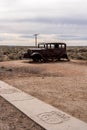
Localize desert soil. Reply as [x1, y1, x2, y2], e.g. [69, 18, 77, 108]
[0, 60, 87, 130]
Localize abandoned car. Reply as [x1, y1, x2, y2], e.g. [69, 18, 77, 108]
[24, 42, 69, 62]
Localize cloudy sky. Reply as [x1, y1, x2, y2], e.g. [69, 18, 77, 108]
[0, 0, 87, 46]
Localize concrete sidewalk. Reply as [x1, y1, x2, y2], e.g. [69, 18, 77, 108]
[0, 80, 87, 130]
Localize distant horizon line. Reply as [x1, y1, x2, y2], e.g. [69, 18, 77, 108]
[0, 44, 87, 47]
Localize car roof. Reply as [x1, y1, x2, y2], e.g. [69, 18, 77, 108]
[38, 42, 66, 45]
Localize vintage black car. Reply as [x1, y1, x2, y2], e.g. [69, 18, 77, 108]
[24, 42, 69, 62]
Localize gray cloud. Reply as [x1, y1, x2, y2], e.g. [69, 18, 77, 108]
[21, 35, 33, 39]
[18, 17, 87, 25]
[57, 34, 87, 40]
[1, 17, 87, 25]
[0, 0, 87, 45]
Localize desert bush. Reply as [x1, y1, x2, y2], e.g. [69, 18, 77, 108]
[0, 55, 9, 62]
[67, 46, 87, 60]
[0, 46, 87, 61]
[0, 46, 28, 61]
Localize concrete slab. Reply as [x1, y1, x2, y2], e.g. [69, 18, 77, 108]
[0, 80, 87, 130]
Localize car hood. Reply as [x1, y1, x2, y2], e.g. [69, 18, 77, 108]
[29, 48, 45, 50]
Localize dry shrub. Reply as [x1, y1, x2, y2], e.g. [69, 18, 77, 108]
[0, 46, 87, 61]
[67, 47, 87, 60]
[0, 46, 27, 61]
[0, 55, 9, 62]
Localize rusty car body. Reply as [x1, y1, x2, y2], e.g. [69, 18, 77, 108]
[24, 42, 69, 62]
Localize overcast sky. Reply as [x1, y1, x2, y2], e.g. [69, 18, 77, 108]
[0, 0, 87, 46]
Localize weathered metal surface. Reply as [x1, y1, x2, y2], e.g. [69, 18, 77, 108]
[23, 42, 69, 62]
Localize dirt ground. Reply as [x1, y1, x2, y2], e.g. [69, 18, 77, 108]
[0, 60, 87, 130]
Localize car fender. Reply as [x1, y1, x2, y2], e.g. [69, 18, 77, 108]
[31, 52, 42, 58]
